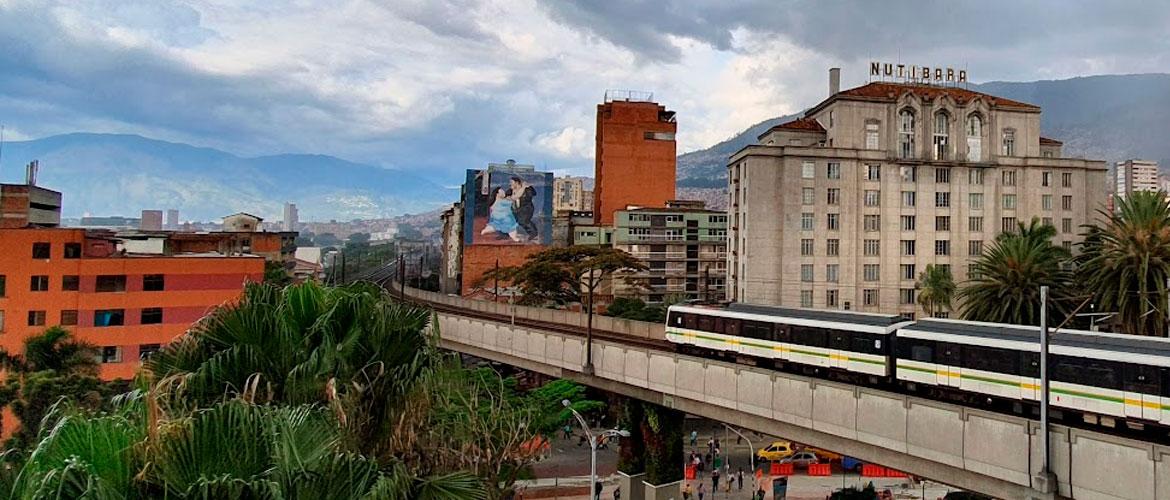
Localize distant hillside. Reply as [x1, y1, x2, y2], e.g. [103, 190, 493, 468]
[0, 133, 447, 221]
[675, 73, 1170, 186]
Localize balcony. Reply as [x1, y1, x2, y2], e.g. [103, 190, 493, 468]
[629, 251, 687, 259]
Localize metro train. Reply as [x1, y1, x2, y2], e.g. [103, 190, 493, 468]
[666, 302, 1170, 434]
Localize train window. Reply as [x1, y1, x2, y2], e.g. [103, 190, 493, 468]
[938, 343, 961, 366]
[896, 338, 934, 362]
[1052, 355, 1122, 390]
[960, 345, 1019, 375]
[1162, 369, 1170, 398]
[684, 314, 697, 330]
[697, 315, 713, 332]
[791, 326, 827, 348]
[1020, 352, 1040, 378]
[669, 312, 684, 327]
[830, 332, 849, 350]
[1123, 364, 1159, 395]
[850, 336, 883, 355]
[911, 345, 933, 362]
[743, 321, 771, 341]
[713, 317, 725, 334]
[725, 319, 741, 336]
[774, 325, 790, 343]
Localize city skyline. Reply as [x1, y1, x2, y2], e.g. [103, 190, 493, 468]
[1, 1, 1168, 186]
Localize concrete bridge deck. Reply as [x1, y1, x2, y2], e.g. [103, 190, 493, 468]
[401, 286, 1170, 500]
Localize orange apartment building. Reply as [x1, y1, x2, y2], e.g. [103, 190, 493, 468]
[593, 91, 678, 225]
[0, 227, 265, 380]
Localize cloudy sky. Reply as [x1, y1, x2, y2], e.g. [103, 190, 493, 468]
[1, 0, 1168, 184]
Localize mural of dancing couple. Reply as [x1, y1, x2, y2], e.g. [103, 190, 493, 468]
[463, 164, 553, 246]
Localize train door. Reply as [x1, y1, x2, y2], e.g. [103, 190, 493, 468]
[938, 342, 961, 388]
[1020, 352, 1040, 401]
[1122, 364, 1160, 421]
[829, 330, 849, 370]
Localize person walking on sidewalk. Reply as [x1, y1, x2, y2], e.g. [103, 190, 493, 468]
[711, 468, 720, 492]
[682, 483, 693, 500]
[696, 483, 705, 500]
[736, 467, 744, 491]
[690, 430, 698, 446]
[613, 485, 620, 500]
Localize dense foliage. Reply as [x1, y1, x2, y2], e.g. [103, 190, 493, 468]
[604, 297, 667, 323]
[959, 218, 1072, 325]
[481, 246, 646, 306]
[916, 264, 956, 318]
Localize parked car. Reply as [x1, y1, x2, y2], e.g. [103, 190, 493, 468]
[779, 451, 820, 468]
[756, 441, 795, 461]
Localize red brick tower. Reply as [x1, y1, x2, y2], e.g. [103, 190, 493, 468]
[593, 92, 677, 225]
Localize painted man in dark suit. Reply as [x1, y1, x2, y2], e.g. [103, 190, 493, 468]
[510, 176, 539, 241]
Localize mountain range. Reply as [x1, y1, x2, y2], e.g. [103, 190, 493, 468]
[677, 73, 1170, 191]
[2, 74, 1166, 221]
[0, 133, 448, 222]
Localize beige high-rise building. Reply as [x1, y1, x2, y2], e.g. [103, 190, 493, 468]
[1115, 159, 1161, 200]
[728, 69, 1108, 318]
[554, 176, 590, 211]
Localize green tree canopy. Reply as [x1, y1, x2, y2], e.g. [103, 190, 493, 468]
[917, 264, 957, 318]
[481, 246, 647, 306]
[958, 218, 1073, 325]
[1079, 190, 1170, 335]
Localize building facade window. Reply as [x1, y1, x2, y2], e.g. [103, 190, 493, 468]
[1002, 128, 1016, 156]
[140, 344, 162, 361]
[94, 309, 126, 327]
[1002, 217, 1019, 233]
[801, 188, 814, 205]
[64, 243, 81, 259]
[901, 191, 916, 207]
[866, 164, 881, 181]
[60, 310, 78, 326]
[865, 121, 880, 150]
[827, 162, 841, 179]
[969, 216, 984, 232]
[933, 111, 949, 160]
[801, 264, 814, 282]
[967, 114, 983, 161]
[935, 167, 950, 183]
[864, 190, 881, 207]
[863, 289, 879, 307]
[1062, 172, 1073, 188]
[864, 215, 881, 232]
[900, 240, 916, 256]
[30, 275, 49, 292]
[969, 169, 984, 185]
[801, 239, 814, 256]
[1063, 240, 1073, 251]
[863, 264, 880, 282]
[101, 347, 122, 364]
[801, 212, 814, 230]
[1042, 195, 1053, 211]
[826, 213, 840, 230]
[1002, 194, 1017, 210]
[32, 242, 50, 259]
[935, 216, 951, 231]
[141, 307, 164, 325]
[800, 290, 814, 308]
[900, 288, 916, 305]
[1002, 170, 1016, 186]
[1042, 217, 1053, 227]
[935, 192, 950, 208]
[827, 188, 840, 205]
[1042, 171, 1053, 187]
[969, 240, 984, 256]
[969, 193, 984, 210]
[900, 166, 917, 183]
[969, 263, 982, 280]
[827, 289, 839, 307]
[802, 161, 815, 179]
[901, 264, 916, 280]
[96, 275, 127, 293]
[901, 215, 916, 231]
[62, 275, 79, 291]
[864, 239, 880, 256]
[827, 239, 840, 256]
[1062, 195, 1073, 211]
[28, 310, 46, 326]
[935, 240, 951, 256]
[899, 109, 916, 159]
[826, 264, 839, 282]
[0, 275, 5, 297]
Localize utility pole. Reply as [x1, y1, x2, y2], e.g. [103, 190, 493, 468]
[1036, 285, 1056, 493]
[399, 255, 406, 299]
[493, 258, 500, 302]
[584, 265, 595, 375]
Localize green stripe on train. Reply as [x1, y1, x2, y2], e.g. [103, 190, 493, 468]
[669, 330, 885, 366]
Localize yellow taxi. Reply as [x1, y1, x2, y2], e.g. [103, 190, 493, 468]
[756, 441, 795, 461]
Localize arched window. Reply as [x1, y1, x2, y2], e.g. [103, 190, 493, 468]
[898, 109, 915, 159]
[966, 114, 982, 162]
[933, 111, 949, 160]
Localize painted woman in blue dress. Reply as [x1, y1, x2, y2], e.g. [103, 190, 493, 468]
[480, 186, 522, 241]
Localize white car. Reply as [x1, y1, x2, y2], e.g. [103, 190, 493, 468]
[779, 451, 819, 468]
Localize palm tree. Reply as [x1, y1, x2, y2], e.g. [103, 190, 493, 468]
[1079, 190, 1170, 335]
[916, 264, 956, 318]
[959, 218, 1072, 325]
[0, 326, 99, 375]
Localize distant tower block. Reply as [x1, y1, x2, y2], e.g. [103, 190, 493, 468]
[283, 202, 299, 232]
[140, 210, 163, 231]
[593, 90, 677, 225]
[165, 209, 179, 229]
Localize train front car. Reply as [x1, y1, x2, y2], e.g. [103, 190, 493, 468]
[665, 303, 910, 382]
[896, 318, 1170, 434]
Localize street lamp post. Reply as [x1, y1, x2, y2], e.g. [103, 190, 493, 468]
[722, 424, 755, 489]
[584, 266, 595, 375]
[1037, 285, 1056, 492]
[563, 400, 628, 500]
